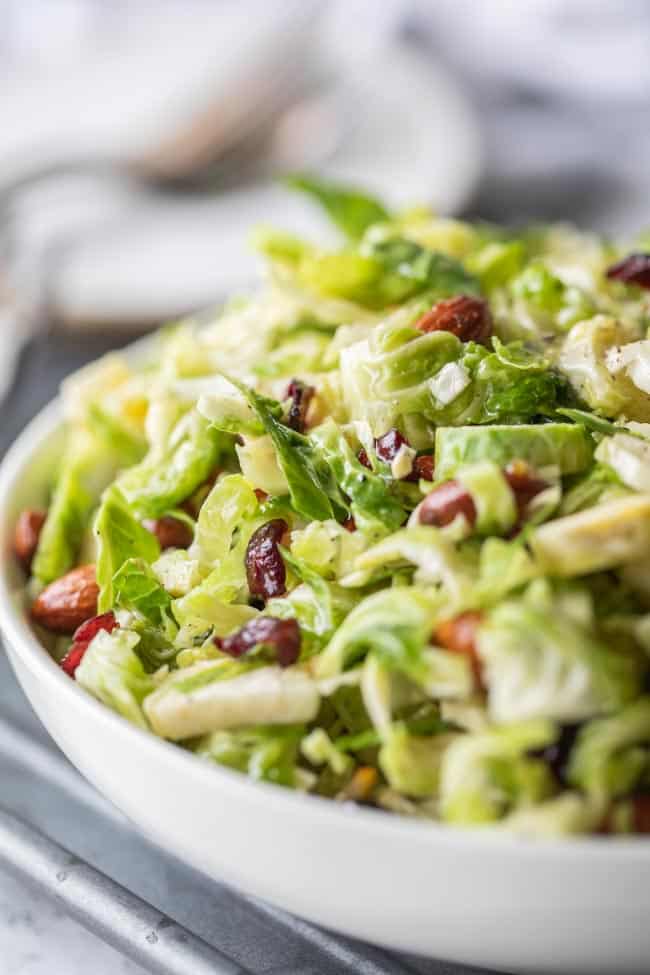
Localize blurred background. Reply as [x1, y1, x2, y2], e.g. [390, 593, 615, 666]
[2, 2, 650, 972]
[1, 0, 650, 399]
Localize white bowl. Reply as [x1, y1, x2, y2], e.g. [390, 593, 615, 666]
[1, 398, 650, 975]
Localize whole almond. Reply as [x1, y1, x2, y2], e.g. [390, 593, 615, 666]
[13, 509, 47, 570]
[503, 461, 548, 515]
[414, 295, 492, 344]
[142, 515, 193, 550]
[31, 564, 99, 634]
[419, 480, 477, 529]
[434, 610, 484, 687]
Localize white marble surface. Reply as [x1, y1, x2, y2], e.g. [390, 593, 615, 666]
[1, 872, 145, 975]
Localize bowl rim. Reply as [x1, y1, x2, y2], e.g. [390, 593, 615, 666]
[1, 390, 650, 862]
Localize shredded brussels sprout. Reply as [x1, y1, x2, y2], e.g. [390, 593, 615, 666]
[24, 177, 650, 836]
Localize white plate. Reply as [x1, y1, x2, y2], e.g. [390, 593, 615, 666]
[5, 42, 481, 328]
[1, 396, 649, 975]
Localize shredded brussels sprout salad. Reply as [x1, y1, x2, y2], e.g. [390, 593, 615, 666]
[18, 177, 650, 836]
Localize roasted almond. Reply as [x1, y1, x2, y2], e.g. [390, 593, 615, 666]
[503, 460, 548, 528]
[13, 509, 47, 570]
[418, 480, 477, 528]
[434, 610, 484, 687]
[414, 295, 492, 344]
[31, 564, 99, 634]
[143, 515, 193, 550]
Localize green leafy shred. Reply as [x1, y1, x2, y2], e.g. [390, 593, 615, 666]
[94, 486, 160, 613]
[233, 380, 347, 522]
[25, 185, 650, 836]
[112, 558, 173, 627]
[286, 174, 390, 240]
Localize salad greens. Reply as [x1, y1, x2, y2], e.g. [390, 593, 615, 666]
[23, 177, 650, 836]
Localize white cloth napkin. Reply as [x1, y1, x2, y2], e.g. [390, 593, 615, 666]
[0, 0, 319, 187]
[2, 38, 480, 329]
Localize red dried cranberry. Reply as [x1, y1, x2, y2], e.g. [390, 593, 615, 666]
[343, 515, 357, 533]
[60, 642, 91, 678]
[143, 515, 193, 550]
[216, 616, 301, 667]
[504, 460, 548, 528]
[72, 611, 118, 644]
[245, 519, 288, 600]
[357, 448, 371, 469]
[254, 488, 268, 503]
[412, 454, 434, 482]
[61, 612, 119, 678]
[375, 428, 409, 463]
[605, 253, 650, 289]
[414, 295, 492, 344]
[419, 480, 477, 528]
[285, 379, 315, 433]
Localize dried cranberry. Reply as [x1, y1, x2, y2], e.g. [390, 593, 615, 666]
[357, 448, 371, 469]
[631, 795, 650, 833]
[72, 611, 118, 644]
[216, 616, 301, 667]
[13, 509, 47, 570]
[414, 295, 492, 344]
[359, 432, 417, 478]
[504, 460, 548, 529]
[254, 488, 268, 503]
[434, 610, 484, 687]
[143, 515, 193, 550]
[61, 612, 119, 678]
[530, 724, 579, 786]
[60, 642, 91, 678]
[343, 515, 357, 533]
[412, 454, 434, 482]
[419, 480, 477, 528]
[245, 519, 288, 600]
[286, 379, 315, 433]
[605, 253, 650, 289]
[375, 428, 409, 463]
